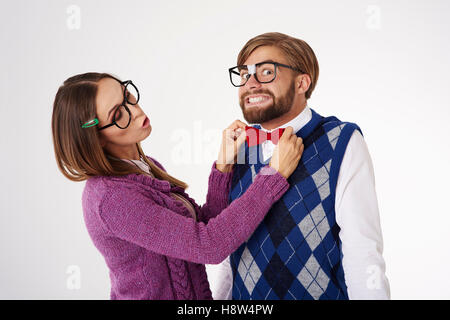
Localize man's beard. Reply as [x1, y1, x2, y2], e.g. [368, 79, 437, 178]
[239, 81, 296, 124]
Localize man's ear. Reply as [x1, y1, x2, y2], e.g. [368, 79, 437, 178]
[296, 73, 311, 96]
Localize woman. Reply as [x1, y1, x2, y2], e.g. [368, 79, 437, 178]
[51, 72, 304, 300]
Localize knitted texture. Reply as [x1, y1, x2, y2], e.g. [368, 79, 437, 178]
[82, 156, 290, 300]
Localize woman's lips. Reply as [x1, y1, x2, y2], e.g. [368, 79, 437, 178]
[142, 116, 150, 128]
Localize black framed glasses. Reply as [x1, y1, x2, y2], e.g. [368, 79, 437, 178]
[228, 61, 304, 87]
[81, 80, 140, 130]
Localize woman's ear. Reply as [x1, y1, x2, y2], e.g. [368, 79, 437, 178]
[296, 73, 311, 96]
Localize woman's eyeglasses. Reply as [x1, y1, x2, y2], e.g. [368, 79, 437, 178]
[81, 80, 140, 130]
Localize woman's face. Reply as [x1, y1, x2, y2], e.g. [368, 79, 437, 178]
[96, 77, 151, 157]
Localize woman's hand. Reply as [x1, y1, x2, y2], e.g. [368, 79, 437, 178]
[269, 126, 304, 179]
[216, 120, 247, 172]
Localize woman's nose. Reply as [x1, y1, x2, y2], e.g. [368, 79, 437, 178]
[128, 103, 141, 119]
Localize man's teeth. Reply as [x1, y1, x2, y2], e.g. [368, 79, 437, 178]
[249, 96, 267, 103]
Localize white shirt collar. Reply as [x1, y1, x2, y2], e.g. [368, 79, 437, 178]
[123, 158, 151, 174]
[106, 154, 152, 175]
[258, 105, 312, 134]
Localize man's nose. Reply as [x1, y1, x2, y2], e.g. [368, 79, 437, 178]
[245, 74, 261, 89]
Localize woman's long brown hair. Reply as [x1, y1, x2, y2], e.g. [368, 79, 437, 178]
[51, 72, 188, 189]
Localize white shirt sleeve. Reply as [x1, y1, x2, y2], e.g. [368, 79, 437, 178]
[335, 130, 390, 299]
[211, 256, 233, 300]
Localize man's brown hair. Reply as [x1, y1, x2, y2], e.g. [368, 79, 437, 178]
[237, 32, 319, 99]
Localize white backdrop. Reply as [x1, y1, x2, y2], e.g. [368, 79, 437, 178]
[1, 0, 449, 299]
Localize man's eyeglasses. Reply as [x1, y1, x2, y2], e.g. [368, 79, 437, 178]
[81, 80, 140, 130]
[228, 61, 304, 87]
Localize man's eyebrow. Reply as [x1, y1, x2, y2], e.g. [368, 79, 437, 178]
[256, 59, 276, 64]
[241, 60, 277, 67]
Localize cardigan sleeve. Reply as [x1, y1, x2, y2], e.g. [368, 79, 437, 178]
[191, 161, 234, 223]
[146, 156, 234, 223]
[99, 166, 289, 265]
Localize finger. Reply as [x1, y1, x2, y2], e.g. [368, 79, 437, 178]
[281, 126, 293, 139]
[228, 119, 248, 130]
[290, 133, 298, 142]
[234, 119, 247, 129]
[298, 143, 305, 155]
[234, 120, 249, 139]
[236, 129, 247, 145]
[233, 127, 245, 140]
[223, 127, 234, 138]
[289, 132, 298, 143]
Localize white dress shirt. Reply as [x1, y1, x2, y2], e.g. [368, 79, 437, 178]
[214, 106, 390, 300]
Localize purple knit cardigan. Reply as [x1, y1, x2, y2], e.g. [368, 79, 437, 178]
[81, 156, 289, 300]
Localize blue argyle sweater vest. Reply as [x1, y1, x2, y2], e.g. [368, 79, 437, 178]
[229, 108, 362, 300]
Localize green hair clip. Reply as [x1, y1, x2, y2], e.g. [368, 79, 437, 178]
[81, 118, 99, 128]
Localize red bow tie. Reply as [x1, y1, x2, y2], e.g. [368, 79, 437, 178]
[245, 126, 285, 147]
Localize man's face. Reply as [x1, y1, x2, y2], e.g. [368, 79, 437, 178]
[239, 46, 296, 124]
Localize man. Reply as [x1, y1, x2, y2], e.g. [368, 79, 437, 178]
[215, 32, 390, 300]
